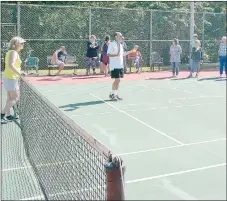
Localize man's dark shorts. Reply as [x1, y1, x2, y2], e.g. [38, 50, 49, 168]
[111, 68, 124, 79]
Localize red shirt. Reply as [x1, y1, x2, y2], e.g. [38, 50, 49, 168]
[129, 51, 141, 58]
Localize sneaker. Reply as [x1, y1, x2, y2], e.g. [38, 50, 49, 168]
[109, 93, 118, 101]
[1, 118, 8, 124]
[6, 115, 18, 121]
[116, 95, 123, 100]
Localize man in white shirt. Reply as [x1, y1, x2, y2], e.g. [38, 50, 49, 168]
[107, 32, 132, 101]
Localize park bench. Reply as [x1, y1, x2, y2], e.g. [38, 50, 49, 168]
[47, 55, 78, 75]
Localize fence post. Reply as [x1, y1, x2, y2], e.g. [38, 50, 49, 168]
[149, 10, 153, 71]
[189, 2, 195, 69]
[89, 6, 91, 36]
[202, 12, 205, 48]
[17, 1, 20, 36]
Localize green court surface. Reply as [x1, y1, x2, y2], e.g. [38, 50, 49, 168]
[2, 77, 226, 200]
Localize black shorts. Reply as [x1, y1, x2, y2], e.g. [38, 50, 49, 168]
[111, 68, 124, 79]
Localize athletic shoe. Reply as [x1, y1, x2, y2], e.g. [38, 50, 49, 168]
[1, 118, 8, 124]
[6, 115, 18, 121]
[109, 93, 118, 101]
[116, 95, 123, 100]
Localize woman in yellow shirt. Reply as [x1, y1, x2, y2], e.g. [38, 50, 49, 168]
[1, 36, 26, 124]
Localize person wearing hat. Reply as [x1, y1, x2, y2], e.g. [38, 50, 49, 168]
[191, 34, 201, 48]
[107, 32, 133, 101]
[1, 36, 26, 124]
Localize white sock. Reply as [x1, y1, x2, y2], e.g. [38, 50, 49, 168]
[112, 90, 117, 95]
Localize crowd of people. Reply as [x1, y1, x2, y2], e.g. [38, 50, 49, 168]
[51, 34, 143, 76]
[51, 34, 226, 79]
[1, 33, 226, 123]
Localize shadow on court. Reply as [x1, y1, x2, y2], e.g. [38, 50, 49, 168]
[72, 75, 104, 80]
[59, 100, 111, 111]
[146, 76, 173, 80]
[170, 77, 190, 81]
[36, 78, 62, 81]
[215, 78, 226, 81]
[197, 77, 220, 81]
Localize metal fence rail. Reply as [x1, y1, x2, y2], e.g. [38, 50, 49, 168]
[1, 3, 226, 74]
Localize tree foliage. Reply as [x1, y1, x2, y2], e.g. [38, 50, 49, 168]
[2, 1, 226, 68]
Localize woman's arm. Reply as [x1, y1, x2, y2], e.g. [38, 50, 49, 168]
[95, 43, 99, 50]
[88, 42, 93, 49]
[179, 45, 182, 54]
[9, 51, 21, 76]
[100, 42, 105, 52]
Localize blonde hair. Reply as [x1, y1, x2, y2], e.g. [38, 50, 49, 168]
[9, 36, 25, 50]
[89, 35, 96, 40]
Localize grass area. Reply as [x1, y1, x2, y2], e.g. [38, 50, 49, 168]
[26, 63, 219, 76]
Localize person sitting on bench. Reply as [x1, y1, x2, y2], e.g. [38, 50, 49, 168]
[52, 46, 67, 76]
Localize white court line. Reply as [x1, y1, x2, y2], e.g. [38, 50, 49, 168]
[19, 162, 226, 200]
[70, 101, 226, 117]
[2, 138, 226, 172]
[171, 87, 194, 94]
[20, 195, 45, 200]
[162, 178, 198, 200]
[39, 84, 149, 96]
[125, 163, 226, 184]
[19, 163, 226, 200]
[90, 93, 184, 145]
[118, 138, 226, 156]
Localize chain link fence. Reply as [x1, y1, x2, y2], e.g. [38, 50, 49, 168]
[1, 3, 226, 75]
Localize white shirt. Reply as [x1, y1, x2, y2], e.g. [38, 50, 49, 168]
[107, 41, 124, 70]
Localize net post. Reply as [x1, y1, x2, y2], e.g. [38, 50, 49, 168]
[105, 154, 125, 200]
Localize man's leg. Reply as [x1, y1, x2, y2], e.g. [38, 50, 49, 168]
[110, 69, 123, 100]
[224, 56, 227, 77]
[85, 57, 91, 75]
[92, 58, 96, 74]
[195, 61, 200, 77]
[176, 62, 180, 76]
[188, 60, 195, 77]
[171, 62, 175, 77]
[56, 62, 64, 76]
[219, 56, 224, 77]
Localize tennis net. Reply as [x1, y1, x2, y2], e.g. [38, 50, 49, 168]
[16, 77, 125, 200]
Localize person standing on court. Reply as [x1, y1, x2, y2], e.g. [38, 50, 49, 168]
[100, 35, 111, 77]
[169, 38, 182, 78]
[218, 36, 227, 78]
[1, 36, 26, 124]
[85, 35, 99, 76]
[121, 36, 128, 74]
[107, 32, 133, 101]
[188, 39, 203, 78]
